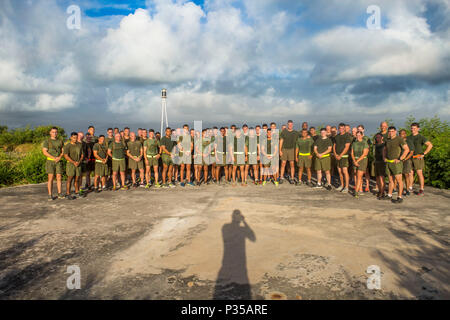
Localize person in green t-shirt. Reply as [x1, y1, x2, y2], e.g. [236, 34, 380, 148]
[295, 129, 314, 186]
[279, 120, 299, 184]
[409, 122, 433, 195]
[42, 127, 64, 201]
[313, 128, 333, 190]
[333, 123, 352, 193]
[108, 133, 128, 191]
[373, 133, 387, 199]
[143, 129, 161, 188]
[160, 127, 176, 187]
[126, 132, 144, 188]
[384, 126, 409, 203]
[230, 128, 247, 186]
[351, 131, 369, 198]
[356, 124, 372, 193]
[177, 125, 194, 187]
[215, 127, 229, 184]
[64, 132, 84, 199]
[399, 129, 415, 196]
[93, 135, 109, 192]
[260, 128, 279, 185]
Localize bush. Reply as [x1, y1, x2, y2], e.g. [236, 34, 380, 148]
[0, 159, 21, 187]
[18, 146, 49, 184]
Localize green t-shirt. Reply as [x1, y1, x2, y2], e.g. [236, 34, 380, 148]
[334, 133, 353, 155]
[64, 142, 83, 162]
[280, 129, 299, 149]
[386, 136, 406, 160]
[352, 140, 369, 158]
[314, 137, 332, 154]
[108, 141, 127, 160]
[405, 137, 415, 155]
[105, 137, 114, 148]
[374, 143, 385, 162]
[127, 140, 142, 157]
[160, 136, 176, 154]
[296, 137, 314, 154]
[202, 138, 211, 153]
[144, 138, 160, 156]
[42, 138, 63, 157]
[408, 134, 428, 155]
[93, 142, 108, 159]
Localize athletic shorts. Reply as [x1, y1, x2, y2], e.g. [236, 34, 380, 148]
[128, 158, 144, 170]
[387, 161, 403, 176]
[402, 159, 413, 174]
[354, 158, 368, 172]
[374, 161, 386, 177]
[337, 156, 349, 168]
[297, 155, 312, 169]
[412, 157, 425, 171]
[233, 154, 245, 166]
[66, 162, 82, 177]
[45, 160, 63, 175]
[95, 161, 108, 177]
[146, 155, 159, 167]
[216, 154, 227, 166]
[281, 148, 295, 161]
[161, 154, 173, 166]
[112, 159, 126, 172]
[314, 156, 331, 172]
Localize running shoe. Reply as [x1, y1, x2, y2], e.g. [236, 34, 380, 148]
[57, 193, 65, 200]
[417, 189, 424, 196]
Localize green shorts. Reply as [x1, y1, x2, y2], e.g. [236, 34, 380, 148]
[66, 162, 82, 177]
[146, 155, 159, 167]
[95, 161, 108, 177]
[314, 156, 331, 172]
[387, 161, 403, 176]
[354, 158, 368, 172]
[412, 157, 425, 171]
[233, 153, 245, 166]
[161, 154, 173, 166]
[297, 155, 312, 169]
[402, 159, 413, 174]
[337, 156, 349, 168]
[45, 160, 63, 175]
[129, 158, 144, 170]
[281, 148, 295, 161]
[216, 153, 227, 166]
[374, 161, 386, 177]
[112, 159, 126, 172]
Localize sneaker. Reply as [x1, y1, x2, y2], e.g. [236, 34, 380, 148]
[274, 181, 279, 187]
[314, 184, 322, 189]
[180, 182, 186, 187]
[145, 183, 151, 189]
[95, 188, 101, 193]
[48, 195, 55, 201]
[162, 183, 169, 189]
[120, 186, 129, 191]
[341, 188, 349, 193]
[279, 178, 284, 184]
[306, 181, 313, 187]
[65, 194, 76, 200]
[337, 186, 344, 192]
[354, 192, 359, 198]
[187, 182, 195, 187]
[259, 180, 263, 185]
[78, 191, 86, 198]
[57, 193, 65, 200]
[169, 182, 176, 188]
[154, 183, 162, 188]
[325, 184, 332, 191]
[297, 180, 303, 186]
[262, 180, 267, 186]
[289, 178, 295, 185]
[418, 189, 424, 196]
[392, 190, 398, 195]
[102, 186, 108, 191]
[393, 197, 403, 204]
[364, 187, 370, 193]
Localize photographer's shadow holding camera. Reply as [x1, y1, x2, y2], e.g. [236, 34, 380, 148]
[213, 209, 256, 300]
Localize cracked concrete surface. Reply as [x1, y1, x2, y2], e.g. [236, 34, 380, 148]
[0, 182, 449, 300]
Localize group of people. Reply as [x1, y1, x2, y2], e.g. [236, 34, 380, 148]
[42, 120, 433, 204]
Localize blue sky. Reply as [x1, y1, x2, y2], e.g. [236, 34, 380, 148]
[0, 0, 449, 134]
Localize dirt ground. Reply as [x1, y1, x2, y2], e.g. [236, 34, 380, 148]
[0, 180, 449, 300]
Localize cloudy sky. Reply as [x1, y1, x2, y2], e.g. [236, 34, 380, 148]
[0, 0, 449, 133]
